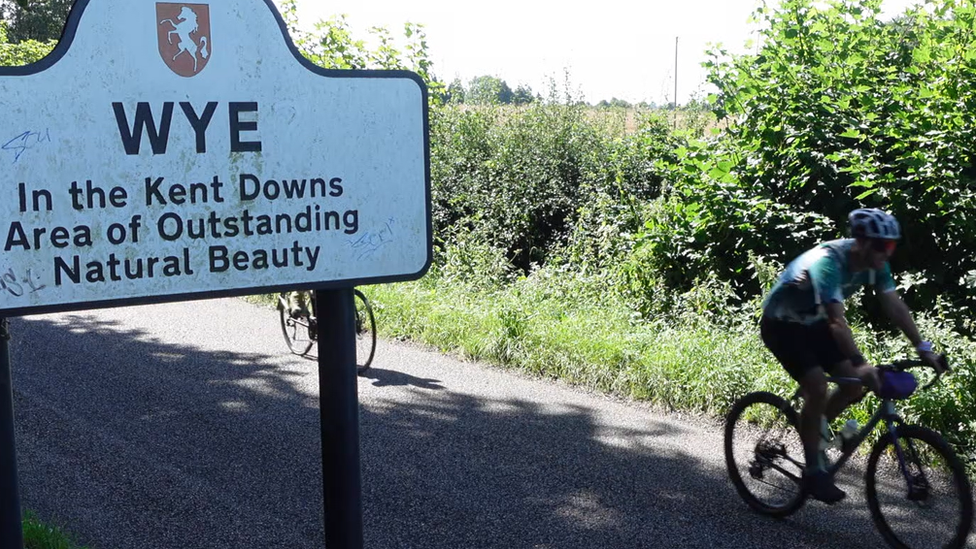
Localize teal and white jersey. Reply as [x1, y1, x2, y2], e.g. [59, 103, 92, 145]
[762, 239, 896, 324]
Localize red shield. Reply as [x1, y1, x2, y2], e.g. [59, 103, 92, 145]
[156, 3, 211, 77]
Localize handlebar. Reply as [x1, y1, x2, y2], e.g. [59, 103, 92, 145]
[879, 353, 949, 392]
[824, 354, 949, 393]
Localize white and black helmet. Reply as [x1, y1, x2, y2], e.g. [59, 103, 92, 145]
[849, 208, 901, 239]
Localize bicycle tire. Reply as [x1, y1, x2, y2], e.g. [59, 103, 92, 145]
[353, 289, 376, 374]
[278, 292, 314, 356]
[724, 391, 807, 517]
[866, 424, 973, 549]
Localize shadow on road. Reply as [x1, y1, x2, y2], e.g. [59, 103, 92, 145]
[7, 302, 892, 549]
[359, 367, 444, 390]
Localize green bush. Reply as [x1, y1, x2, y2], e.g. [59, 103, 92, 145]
[0, 22, 55, 66]
[430, 102, 619, 271]
[705, 0, 976, 318]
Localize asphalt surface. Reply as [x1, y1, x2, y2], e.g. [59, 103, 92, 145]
[5, 297, 972, 548]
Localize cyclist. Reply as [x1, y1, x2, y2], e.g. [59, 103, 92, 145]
[759, 208, 944, 504]
[286, 290, 311, 318]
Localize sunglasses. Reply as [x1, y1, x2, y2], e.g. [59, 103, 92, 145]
[870, 239, 897, 254]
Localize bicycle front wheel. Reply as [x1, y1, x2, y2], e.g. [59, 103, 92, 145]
[724, 391, 806, 517]
[278, 292, 314, 356]
[353, 289, 376, 374]
[866, 425, 973, 549]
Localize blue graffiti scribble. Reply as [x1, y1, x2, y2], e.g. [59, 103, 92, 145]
[3, 129, 51, 163]
[350, 218, 397, 260]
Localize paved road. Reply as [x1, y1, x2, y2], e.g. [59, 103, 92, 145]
[5, 297, 966, 548]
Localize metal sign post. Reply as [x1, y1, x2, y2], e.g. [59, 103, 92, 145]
[0, 319, 23, 549]
[317, 289, 363, 548]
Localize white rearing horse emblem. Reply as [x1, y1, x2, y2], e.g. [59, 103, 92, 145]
[159, 6, 209, 73]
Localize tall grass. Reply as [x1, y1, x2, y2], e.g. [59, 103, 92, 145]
[364, 263, 976, 468]
[367, 268, 789, 416]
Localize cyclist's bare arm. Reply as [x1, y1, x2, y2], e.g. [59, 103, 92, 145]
[825, 301, 883, 390]
[824, 302, 862, 359]
[876, 290, 923, 347]
[876, 290, 946, 372]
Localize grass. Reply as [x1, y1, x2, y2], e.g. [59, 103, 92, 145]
[363, 274, 794, 417]
[23, 510, 89, 549]
[361, 268, 976, 468]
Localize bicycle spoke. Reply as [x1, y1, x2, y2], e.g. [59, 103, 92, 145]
[747, 471, 801, 495]
[762, 458, 803, 484]
[725, 392, 805, 517]
[734, 427, 803, 508]
[868, 426, 973, 549]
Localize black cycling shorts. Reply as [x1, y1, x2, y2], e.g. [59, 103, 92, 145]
[760, 316, 846, 381]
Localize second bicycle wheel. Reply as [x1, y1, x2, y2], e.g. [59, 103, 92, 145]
[278, 292, 315, 356]
[866, 425, 973, 549]
[353, 289, 376, 374]
[724, 391, 806, 517]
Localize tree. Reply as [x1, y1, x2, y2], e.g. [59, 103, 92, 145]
[445, 77, 465, 104]
[0, 19, 54, 65]
[2, 0, 70, 42]
[691, 0, 976, 311]
[278, 0, 445, 104]
[595, 97, 632, 109]
[467, 75, 513, 105]
[512, 84, 534, 105]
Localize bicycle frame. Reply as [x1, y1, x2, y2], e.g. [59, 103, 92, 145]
[825, 396, 901, 477]
[797, 374, 921, 489]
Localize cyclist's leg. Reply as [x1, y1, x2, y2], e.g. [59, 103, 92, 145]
[761, 317, 825, 466]
[761, 317, 845, 503]
[823, 358, 875, 421]
[796, 368, 827, 459]
[797, 368, 845, 502]
[810, 317, 879, 421]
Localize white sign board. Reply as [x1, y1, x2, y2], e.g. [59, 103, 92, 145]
[0, 0, 431, 316]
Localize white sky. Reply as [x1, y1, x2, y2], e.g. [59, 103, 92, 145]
[275, 0, 921, 105]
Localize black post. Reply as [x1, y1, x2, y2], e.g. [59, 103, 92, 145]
[316, 289, 363, 549]
[0, 318, 23, 549]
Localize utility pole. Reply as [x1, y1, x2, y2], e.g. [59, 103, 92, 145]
[674, 36, 679, 129]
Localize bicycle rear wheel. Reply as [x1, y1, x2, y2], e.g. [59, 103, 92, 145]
[278, 292, 315, 356]
[353, 289, 376, 374]
[724, 391, 807, 517]
[866, 425, 973, 549]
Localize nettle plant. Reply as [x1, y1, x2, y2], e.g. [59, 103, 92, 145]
[703, 0, 976, 315]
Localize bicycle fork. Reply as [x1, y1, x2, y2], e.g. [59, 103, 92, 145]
[882, 403, 930, 503]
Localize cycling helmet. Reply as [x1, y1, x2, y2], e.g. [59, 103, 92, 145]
[849, 208, 901, 240]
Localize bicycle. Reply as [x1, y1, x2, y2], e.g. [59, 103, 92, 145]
[724, 356, 973, 549]
[276, 289, 377, 374]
